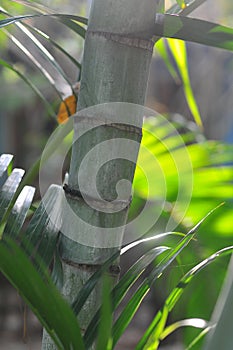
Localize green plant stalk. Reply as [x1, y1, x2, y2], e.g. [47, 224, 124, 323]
[42, 0, 162, 349]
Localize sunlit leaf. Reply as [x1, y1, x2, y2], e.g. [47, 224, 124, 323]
[166, 38, 202, 127]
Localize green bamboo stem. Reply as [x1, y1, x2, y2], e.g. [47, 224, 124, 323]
[42, 1, 161, 348]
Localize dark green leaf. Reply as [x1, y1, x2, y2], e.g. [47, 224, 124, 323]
[0, 12, 87, 29]
[0, 237, 85, 350]
[84, 246, 169, 348]
[20, 185, 62, 269]
[154, 14, 233, 51]
[96, 275, 113, 350]
[0, 59, 57, 118]
[27, 24, 82, 70]
[71, 251, 120, 316]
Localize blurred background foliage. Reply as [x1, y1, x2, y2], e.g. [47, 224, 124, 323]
[0, 0, 232, 349]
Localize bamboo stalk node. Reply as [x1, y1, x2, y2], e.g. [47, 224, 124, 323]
[76, 114, 143, 136]
[63, 184, 132, 211]
[87, 29, 154, 51]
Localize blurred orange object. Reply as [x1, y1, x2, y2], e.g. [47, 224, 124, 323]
[57, 94, 77, 124]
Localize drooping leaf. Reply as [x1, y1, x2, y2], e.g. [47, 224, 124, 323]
[155, 38, 180, 83]
[25, 24, 82, 70]
[0, 237, 85, 350]
[166, 38, 202, 127]
[0, 59, 57, 118]
[154, 14, 233, 51]
[0, 12, 87, 31]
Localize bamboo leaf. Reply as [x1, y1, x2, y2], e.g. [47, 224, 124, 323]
[0, 12, 87, 30]
[72, 251, 120, 316]
[136, 245, 233, 349]
[160, 318, 208, 340]
[154, 14, 233, 51]
[0, 237, 85, 350]
[0, 168, 25, 223]
[20, 185, 62, 269]
[0, 7, 74, 92]
[3, 185, 35, 238]
[8, 1, 88, 36]
[111, 225, 199, 348]
[186, 326, 214, 349]
[84, 246, 169, 348]
[113, 208, 216, 348]
[0, 154, 13, 188]
[155, 39, 180, 83]
[4, 29, 65, 100]
[26, 24, 82, 70]
[96, 275, 113, 350]
[112, 283, 150, 347]
[0, 59, 57, 118]
[166, 38, 202, 127]
[121, 232, 184, 254]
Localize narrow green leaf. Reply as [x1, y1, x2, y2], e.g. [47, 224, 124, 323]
[136, 245, 233, 349]
[121, 232, 183, 254]
[0, 168, 25, 223]
[167, 38, 202, 127]
[0, 59, 57, 118]
[0, 238, 85, 350]
[0, 154, 13, 188]
[154, 14, 233, 51]
[186, 326, 214, 350]
[72, 251, 120, 316]
[111, 226, 198, 348]
[0, 3, 87, 37]
[0, 12, 87, 29]
[51, 246, 64, 289]
[96, 275, 113, 350]
[3, 185, 35, 238]
[84, 246, 169, 348]
[26, 24, 82, 70]
[112, 284, 150, 347]
[4, 29, 64, 101]
[160, 318, 208, 340]
[1, 7, 74, 92]
[155, 39, 180, 83]
[20, 185, 62, 268]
